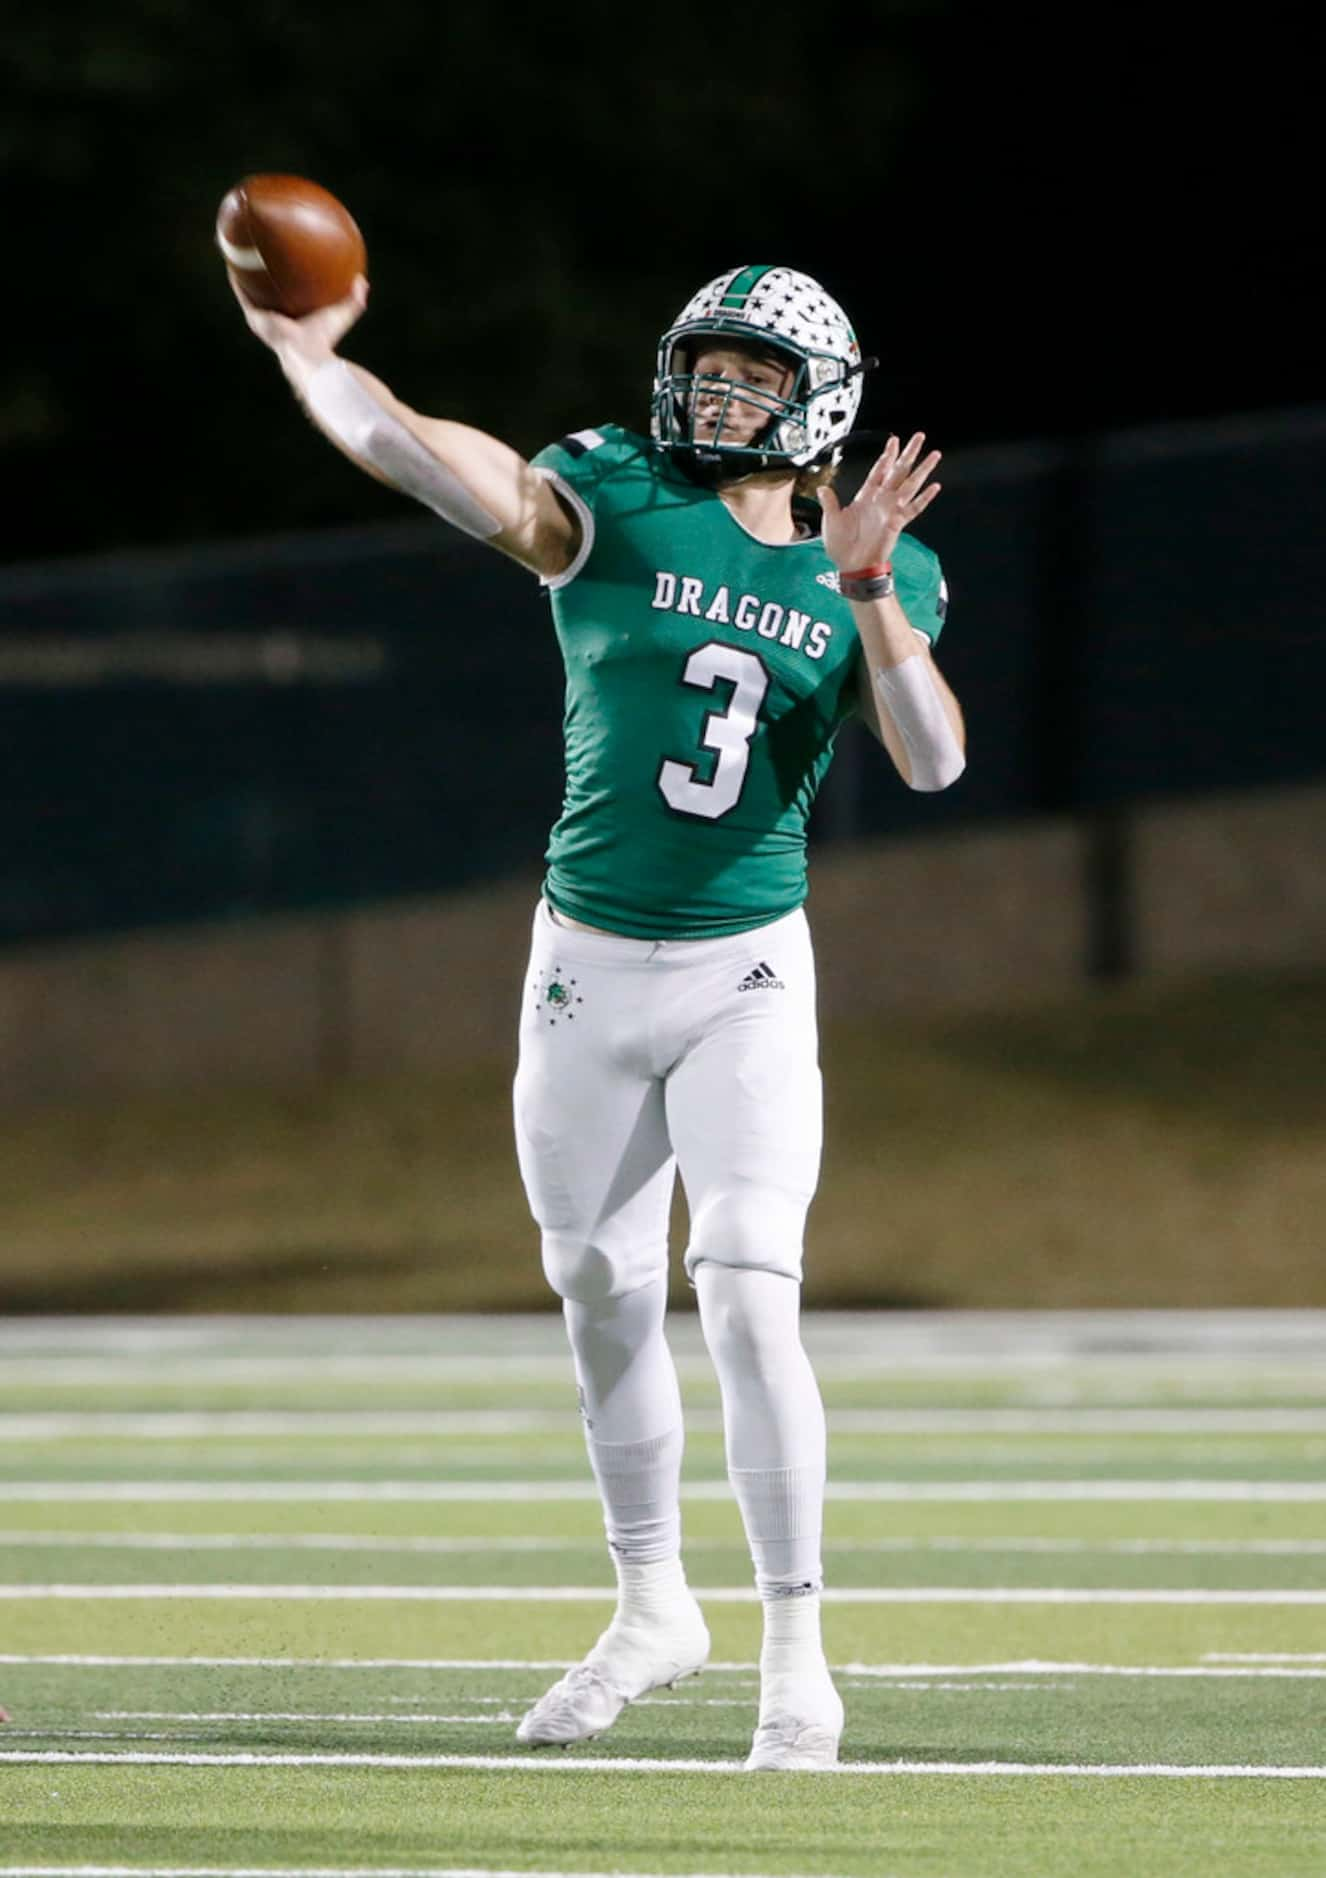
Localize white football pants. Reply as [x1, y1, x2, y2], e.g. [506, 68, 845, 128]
[513, 898, 823, 1303]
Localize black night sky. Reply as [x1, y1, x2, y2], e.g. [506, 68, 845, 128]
[2, 1, 1314, 567]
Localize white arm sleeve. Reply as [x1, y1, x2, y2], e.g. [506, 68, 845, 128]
[303, 359, 501, 540]
[874, 655, 967, 792]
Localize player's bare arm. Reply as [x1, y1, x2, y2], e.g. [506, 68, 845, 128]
[821, 432, 966, 790]
[232, 276, 579, 581]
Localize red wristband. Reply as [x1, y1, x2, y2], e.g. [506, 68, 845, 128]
[842, 563, 892, 581]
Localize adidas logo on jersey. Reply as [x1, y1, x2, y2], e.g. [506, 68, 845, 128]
[737, 961, 785, 992]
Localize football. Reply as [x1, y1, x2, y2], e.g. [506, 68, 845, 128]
[216, 174, 366, 318]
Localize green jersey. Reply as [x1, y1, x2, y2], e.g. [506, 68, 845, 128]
[531, 425, 948, 939]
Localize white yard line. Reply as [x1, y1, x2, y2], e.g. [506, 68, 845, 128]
[6, 1408, 1326, 1436]
[0, 1655, 586, 1669]
[6, 1531, 1326, 1558]
[866, 1536, 1326, 1554]
[0, 1534, 601, 1554]
[1, 1748, 1324, 1776]
[0, 1483, 613, 1503]
[841, 1659, 1326, 1679]
[0, 1867, 820, 1877]
[77, 1713, 521, 1727]
[0, 1360, 597, 1384]
[0, 1869, 817, 1878]
[86, 1709, 750, 1722]
[0, 1868, 816, 1878]
[3, 1584, 1326, 1604]
[0, 1869, 816, 1878]
[6, 1479, 1326, 1502]
[1206, 1652, 1326, 1662]
[7, 1652, 1326, 1679]
[0, 1414, 561, 1439]
[0, 1862, 815, 1878]
[9, 1367, 1326, 1402]
[3, 1306, 1325, 1354]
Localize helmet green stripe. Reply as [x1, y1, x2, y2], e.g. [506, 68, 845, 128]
[717, 264, 775, 311]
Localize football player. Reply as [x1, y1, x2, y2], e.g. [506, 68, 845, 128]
[235, 262, 964, 1770]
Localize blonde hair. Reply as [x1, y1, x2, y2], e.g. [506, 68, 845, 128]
[795, 459, 840, 505]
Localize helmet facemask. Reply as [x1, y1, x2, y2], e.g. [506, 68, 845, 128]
[654, 336, 821, 475]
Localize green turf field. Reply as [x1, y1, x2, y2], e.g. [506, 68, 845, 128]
[2, 1313, 1326, 1876]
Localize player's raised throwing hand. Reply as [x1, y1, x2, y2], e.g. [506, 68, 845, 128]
[231, 273, 369, 368]
[819, 432, 942, 571]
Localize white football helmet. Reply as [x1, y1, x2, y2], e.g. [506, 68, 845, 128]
[651, 264, 870, 473]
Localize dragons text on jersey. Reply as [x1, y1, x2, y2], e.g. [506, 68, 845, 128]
[531, 425, 949, 941]
[650, 572, 835, 661]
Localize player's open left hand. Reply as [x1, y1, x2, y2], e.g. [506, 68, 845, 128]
[819, 432, 942, 571]
[231, 273, 369, 368]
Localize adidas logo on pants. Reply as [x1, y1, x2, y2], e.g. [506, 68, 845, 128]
[737, 961, 785, 991]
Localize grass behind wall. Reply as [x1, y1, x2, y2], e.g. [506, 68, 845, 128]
[1, 969, 1322, 1313]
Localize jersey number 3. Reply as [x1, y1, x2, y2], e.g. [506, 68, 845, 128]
[657, 641, 771, 821]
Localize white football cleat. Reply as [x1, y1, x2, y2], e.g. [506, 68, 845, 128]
[516, 1604, 710, 1748]
[744, 1679, 844, 1771]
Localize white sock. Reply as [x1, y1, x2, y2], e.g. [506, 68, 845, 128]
[759, 1585, 829, 1682]
[586, 1426, 684, 1563]
[694, 1265, 827, 1595]
[727, 1463, 825, 1597]
[611, 1553, 694, 1628]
